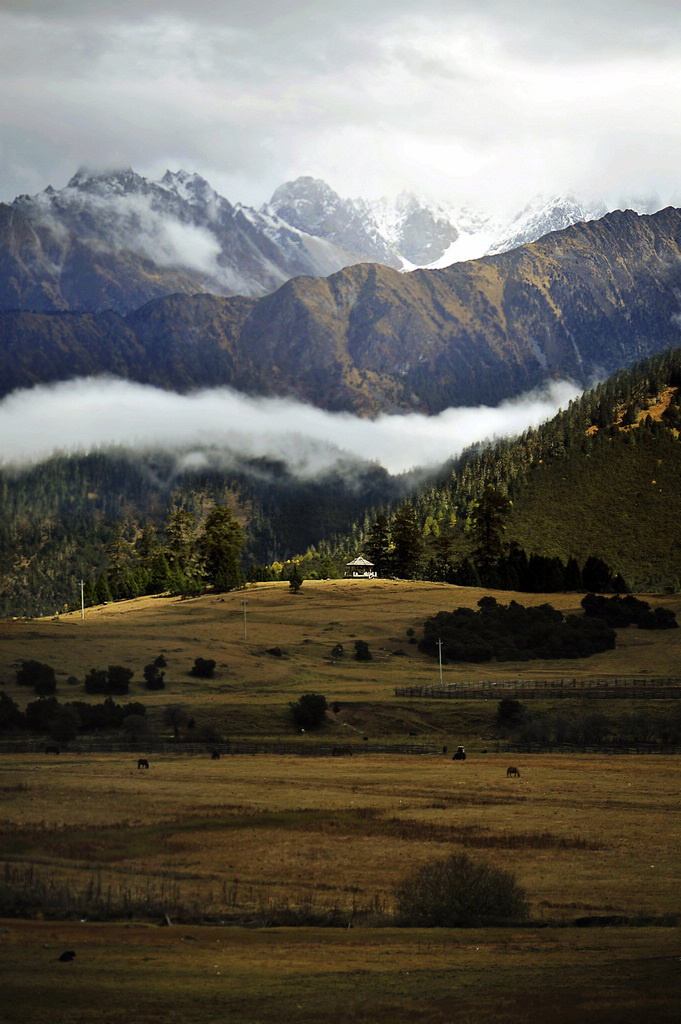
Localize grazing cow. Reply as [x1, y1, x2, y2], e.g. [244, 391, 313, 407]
[210, 750, 220, 760]
[58, 951, 76, 962]
[452, 745, 466, 761]
[506, 766, 520, 777]
[45, 745, 60, 755]
[332, 745, 353, 756]
[137, 758, 149, 770]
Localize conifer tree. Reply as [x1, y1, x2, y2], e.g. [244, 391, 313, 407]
[390, 503, 422, 578]
[366, 513, 391, 577]
[468, 487, 510, 574]
[199, 505, 245, 592]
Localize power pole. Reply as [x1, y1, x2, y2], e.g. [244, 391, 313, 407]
[437, 638, 443, 687]
[242, 596, 247, 639]
[80, 579, 85, 620]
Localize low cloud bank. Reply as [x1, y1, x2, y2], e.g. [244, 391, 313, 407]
[0, 377, 581, 477]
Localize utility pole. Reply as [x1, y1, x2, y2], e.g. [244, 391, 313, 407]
[437, 638, 443, 687]
[242, 596, 247, 639]
[80, 579, 85, 620]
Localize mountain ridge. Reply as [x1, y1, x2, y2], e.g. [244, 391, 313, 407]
[2, 205, 680, 414]
[0, 166, 617, 316]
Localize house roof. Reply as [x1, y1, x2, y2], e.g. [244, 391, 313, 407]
[346, 556, 374, 567]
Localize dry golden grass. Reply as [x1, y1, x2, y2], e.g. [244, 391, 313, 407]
[2, 748, 681, 1024]
[2, 919, 680, 1024]
[2, 580, 681, 717]
[1, 749, 680, 923]
[2, 582, 681, 1023]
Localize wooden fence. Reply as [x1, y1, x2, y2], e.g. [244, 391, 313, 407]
[394, 677, 681, 700]
[0, 739, 440, 757]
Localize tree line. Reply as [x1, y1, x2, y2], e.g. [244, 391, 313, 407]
[497, 697, 681, 751]
[90, 504, 246, 605]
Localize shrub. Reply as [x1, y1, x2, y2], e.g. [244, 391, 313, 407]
[289, 692, 328, 731]
[497, 698, 525, 727]
[288, 564, 304, 592]
[394, 851, 529, 927]
[83, 668, 109, 694]
[190, 657, 216, 678]
[107, 665, 133, 695]
[120, 714, 150, 740]
[0, 691, 23, 731]
[24, 697, 61, 733]
[48, 706, 80, 743]
[16, 660, 57, 695]
[83, 666, 133, 695]
[197, 724, 222, 744]
[354, 640, 372, 661]
[143, 663, 165, 690]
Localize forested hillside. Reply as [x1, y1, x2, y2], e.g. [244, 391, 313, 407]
[0, 452, 405, 618]
[2, 347, 681, 618]
[339, 347, 681, 593]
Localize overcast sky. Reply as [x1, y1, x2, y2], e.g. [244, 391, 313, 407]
[2, 0, 681, 214]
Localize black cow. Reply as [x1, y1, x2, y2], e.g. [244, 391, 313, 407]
[506, 766, 520, 777]
[452, 745, 466, 761]
[58, 951, 76, 962]
[137, 758, 149, 769]
[45, 745, 60, 755]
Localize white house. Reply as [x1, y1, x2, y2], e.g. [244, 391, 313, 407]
[345, 555, 376, 578]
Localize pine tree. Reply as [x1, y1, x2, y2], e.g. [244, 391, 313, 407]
[468, 487, 510, 574]
[390, 503, 422, 579]
[365, 513, 392, 577]
[199, 506, 245, 592]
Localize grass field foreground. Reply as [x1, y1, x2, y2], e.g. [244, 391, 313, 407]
[2, 919, 680, 1024]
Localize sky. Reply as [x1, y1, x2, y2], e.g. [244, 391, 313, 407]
[2, 0, 681, 215]
[0, 1, 677, 480]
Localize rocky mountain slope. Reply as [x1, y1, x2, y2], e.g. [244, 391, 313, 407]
[2, 206, 681, 413]
[0, 168, 610, 315]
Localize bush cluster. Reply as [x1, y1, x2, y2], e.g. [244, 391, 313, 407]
[289, 692, 328, 731]
[84, 665, 134, 695]
[0, 692, 148, 741]
[581, 593, 678, 630]
[189, 657, 216, 678]
[15, 660, 57, 696]
[420, 597, 616, 663]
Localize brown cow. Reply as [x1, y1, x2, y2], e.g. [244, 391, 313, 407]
[506, 766, 520, 777]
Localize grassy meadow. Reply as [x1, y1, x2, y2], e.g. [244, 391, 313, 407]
[1, 580, 681, 1021]
[2, 578, 681, 743]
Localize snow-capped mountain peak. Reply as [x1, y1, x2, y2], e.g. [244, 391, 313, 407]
[2, 165, 660, 319]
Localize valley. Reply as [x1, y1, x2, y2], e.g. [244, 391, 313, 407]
[4, 4, 681, 1019]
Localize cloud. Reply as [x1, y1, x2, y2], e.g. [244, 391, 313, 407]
[2, 2, 681, 214]
[0, 376, 581, 477]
